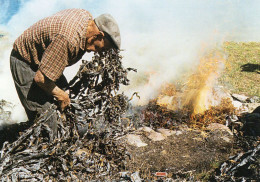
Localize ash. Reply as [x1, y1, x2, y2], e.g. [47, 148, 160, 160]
[0, 50, 137, 181]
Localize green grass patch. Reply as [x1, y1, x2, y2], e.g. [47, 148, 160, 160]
[219, 42, 260, 97]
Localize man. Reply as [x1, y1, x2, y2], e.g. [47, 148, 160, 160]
[10, 9, 121, 124]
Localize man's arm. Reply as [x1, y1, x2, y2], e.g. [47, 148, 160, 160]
[34, 69, 70, 111]
[35, 35, 73, 111]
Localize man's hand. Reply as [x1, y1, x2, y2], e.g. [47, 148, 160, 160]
[56, 90, 70, 111]
[34, 69, 70, 111]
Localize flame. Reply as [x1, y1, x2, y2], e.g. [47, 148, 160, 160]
[189, 98, 236, 128]
[141, 48, 236, 129]
[156, 49, 225, 115]
[183, 50, 224, 114]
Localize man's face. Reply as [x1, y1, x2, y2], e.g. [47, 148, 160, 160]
[86, 34, 114, 54]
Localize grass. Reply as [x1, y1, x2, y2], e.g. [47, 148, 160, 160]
[195, 160, 222, 181]
[219, 42, 260, 97]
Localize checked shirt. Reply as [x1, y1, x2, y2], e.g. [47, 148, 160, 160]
[13, 9, 92, 81]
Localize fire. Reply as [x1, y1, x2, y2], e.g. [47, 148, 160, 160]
[132, 47, 235, 129]
[156, 50, 225, 115]
[138, 47, 238, 129]
[183, 51, 223, 114]
[189, 98, 236, 128]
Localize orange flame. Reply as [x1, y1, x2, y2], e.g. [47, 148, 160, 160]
[183, 51, 224, 114]
[156, 49, 225, 115]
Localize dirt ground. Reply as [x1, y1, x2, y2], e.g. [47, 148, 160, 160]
[123, 125, 238, 180]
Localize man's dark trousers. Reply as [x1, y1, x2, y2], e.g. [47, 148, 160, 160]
[10, 49, 68, 133]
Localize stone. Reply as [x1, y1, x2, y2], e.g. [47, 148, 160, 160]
[206, 123, 234, 144]
[125, 134, 147, 147]
[232, 101, 249, 113]
[206, 123, 233, 136]
[157, 128, 175, 137]
[232, 100, 243, 108]
[226, 115, 240, 128]
[138, 126, 154, 133]
[245, 103, 260, 113]
[175, 131, 183, 135]
[137, 127, 167, 141]
[147, 131, 166, 141]
[232, 93, 249, 103]
[240, 106, 249, 113]
[246, 96, 260, 103]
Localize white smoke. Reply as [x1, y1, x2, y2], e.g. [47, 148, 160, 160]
[1, 0, 260, 124]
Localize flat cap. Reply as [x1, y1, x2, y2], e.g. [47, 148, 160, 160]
[94, 14, 121, 49]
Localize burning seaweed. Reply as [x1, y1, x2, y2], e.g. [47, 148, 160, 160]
[188, 98, 236, 129]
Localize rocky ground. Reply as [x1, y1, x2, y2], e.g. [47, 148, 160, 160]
[116, 93, 260, 181]
[124, 125, 233, 179]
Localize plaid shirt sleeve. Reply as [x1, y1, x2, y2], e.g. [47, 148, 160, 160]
[39, 34, 75, 81]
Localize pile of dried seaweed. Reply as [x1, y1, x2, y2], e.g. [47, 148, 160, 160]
[215, 143, 260, 181]
[188, 98, 236, 129]
[213, 124, 260, 182]
[140, 98, 237, 130]
[0, 50, 136, 181]
[138, 100, 185, 130]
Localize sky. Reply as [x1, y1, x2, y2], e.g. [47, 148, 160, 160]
[0, 0, 260, 123]
[0, 0, 21, 24]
